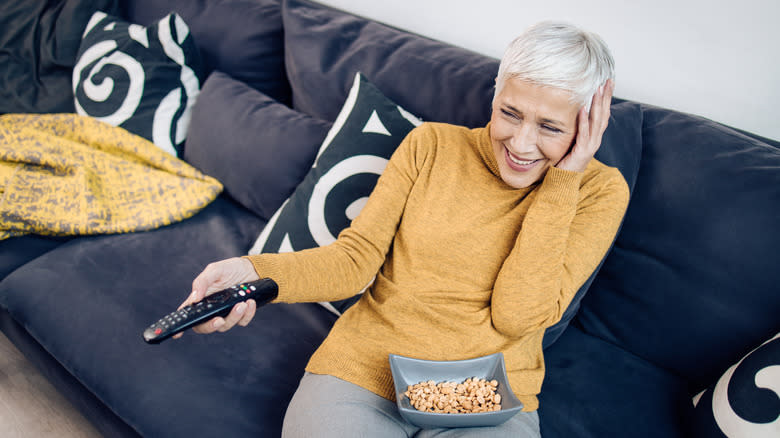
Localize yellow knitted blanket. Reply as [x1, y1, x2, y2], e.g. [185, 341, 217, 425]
[0, 114, 222, 240]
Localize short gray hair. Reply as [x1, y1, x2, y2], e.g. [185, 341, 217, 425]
[494, 21, 615, 110]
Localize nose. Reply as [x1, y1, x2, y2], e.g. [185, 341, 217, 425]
[507, 123, 538, 153]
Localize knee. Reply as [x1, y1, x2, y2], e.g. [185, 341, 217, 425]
[281, 373, 409, 438]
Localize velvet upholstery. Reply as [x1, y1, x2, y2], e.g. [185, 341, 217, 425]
[185, 71, 331, 220]
[121, 0, 291, 104]
[0, 0, 120, 113]
[577, 105, 780, 391]
[0, 236, 71, 280]
[540, 324, 694, 437]
[0, 196, 337, 437]
[282, 0, 498, 128]
[0, 1, 777, 436]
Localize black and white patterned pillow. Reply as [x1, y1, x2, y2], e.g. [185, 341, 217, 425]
[692, 332, 780, 437]
[249, 72, 421, 315]
[73, 11, 203, 156]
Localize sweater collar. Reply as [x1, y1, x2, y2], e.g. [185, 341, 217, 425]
[477, 123, 501, 179]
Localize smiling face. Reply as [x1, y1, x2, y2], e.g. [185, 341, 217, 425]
[490, 77, 581, 189]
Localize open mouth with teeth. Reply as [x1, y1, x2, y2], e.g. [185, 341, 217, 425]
[504, 147, 542, 171]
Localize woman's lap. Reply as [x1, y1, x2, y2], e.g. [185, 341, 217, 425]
[282, 372, 540, 438]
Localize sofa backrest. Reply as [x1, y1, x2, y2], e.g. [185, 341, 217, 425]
[577, 105, 780, 391]
[282, 0, 497, 129]
[122, 0, 292, 105]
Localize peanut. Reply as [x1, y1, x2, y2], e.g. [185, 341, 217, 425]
[403, 377, 503, 414]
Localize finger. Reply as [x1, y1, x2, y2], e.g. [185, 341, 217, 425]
[216, 302, 249, 333]
[576, 105, 591, 152]
[192, 317, 226, 334]
[191, 263, 224, 302]
[237, 299, 257, 327]
[587, 83, 611, 148]
[178, 289, 201, 310]
[597, 84, 613, 137]
[191, 301, 253, 335]
[589, 84, 606, 129]
[599, 80, 614, 121]
[598, 80, 613, 124]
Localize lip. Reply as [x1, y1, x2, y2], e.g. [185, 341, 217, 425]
[504, 147, 541, 172]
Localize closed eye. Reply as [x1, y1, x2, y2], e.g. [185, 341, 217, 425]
[542, 124, 562, 133]
[501, 108, 520, 120]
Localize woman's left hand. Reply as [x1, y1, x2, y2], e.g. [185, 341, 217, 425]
[556, 79, 614, 173]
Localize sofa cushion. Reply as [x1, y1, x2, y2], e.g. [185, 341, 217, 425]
[540, 325, 694, 438]
[249, 72, 421, 315]
[282, 0, 498, 128]
[691, 332, 780, 438]
[577, 105, 780, 390]
[0, 236, 72, 280]
[73, 11, 204, 156]
[0, 195, 336, 437]
[185, 71, 331, 220]
[121, 0, 291, 104]
[0, 0, 120, 114]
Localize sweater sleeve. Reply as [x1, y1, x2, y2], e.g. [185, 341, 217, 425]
[490, 164, 629, 338]
[245, 125, 430, 303]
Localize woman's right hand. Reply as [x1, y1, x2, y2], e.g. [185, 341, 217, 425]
[172, 257, 260, 339]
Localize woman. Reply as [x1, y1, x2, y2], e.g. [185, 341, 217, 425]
[176, 21, 629, 437]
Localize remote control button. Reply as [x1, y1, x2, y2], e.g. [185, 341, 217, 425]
[154, 328, 162, 335]
[205, 293, 230, 304]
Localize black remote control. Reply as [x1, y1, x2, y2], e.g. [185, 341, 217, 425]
[143, 278, 278, 344]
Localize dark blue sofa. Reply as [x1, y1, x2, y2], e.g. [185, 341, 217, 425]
[1, 0, 778, 437]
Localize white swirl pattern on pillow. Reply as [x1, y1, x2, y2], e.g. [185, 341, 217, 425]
[73, 11, 201, 156]
[73, 36, 144, 128]
[693, 332, 780, 437]
[307, 155, 388, 247]
[248, 73, 421, 316]
[154, 14, 199, 149]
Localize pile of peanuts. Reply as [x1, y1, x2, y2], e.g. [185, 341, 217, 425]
[403, 377, 502, 414]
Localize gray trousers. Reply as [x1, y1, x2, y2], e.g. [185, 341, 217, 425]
[282, 372, 541, 438]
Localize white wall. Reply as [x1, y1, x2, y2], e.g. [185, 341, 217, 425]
[318, 0, 780, 141]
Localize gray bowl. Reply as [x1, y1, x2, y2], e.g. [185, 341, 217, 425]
[388, 352, 524, 429]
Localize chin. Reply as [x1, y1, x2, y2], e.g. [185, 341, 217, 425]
[500, 174, 533, 189]
[499, 166, 546, 189]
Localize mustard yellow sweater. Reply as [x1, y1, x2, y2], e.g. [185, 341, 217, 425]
[247, 122, 629, 411]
